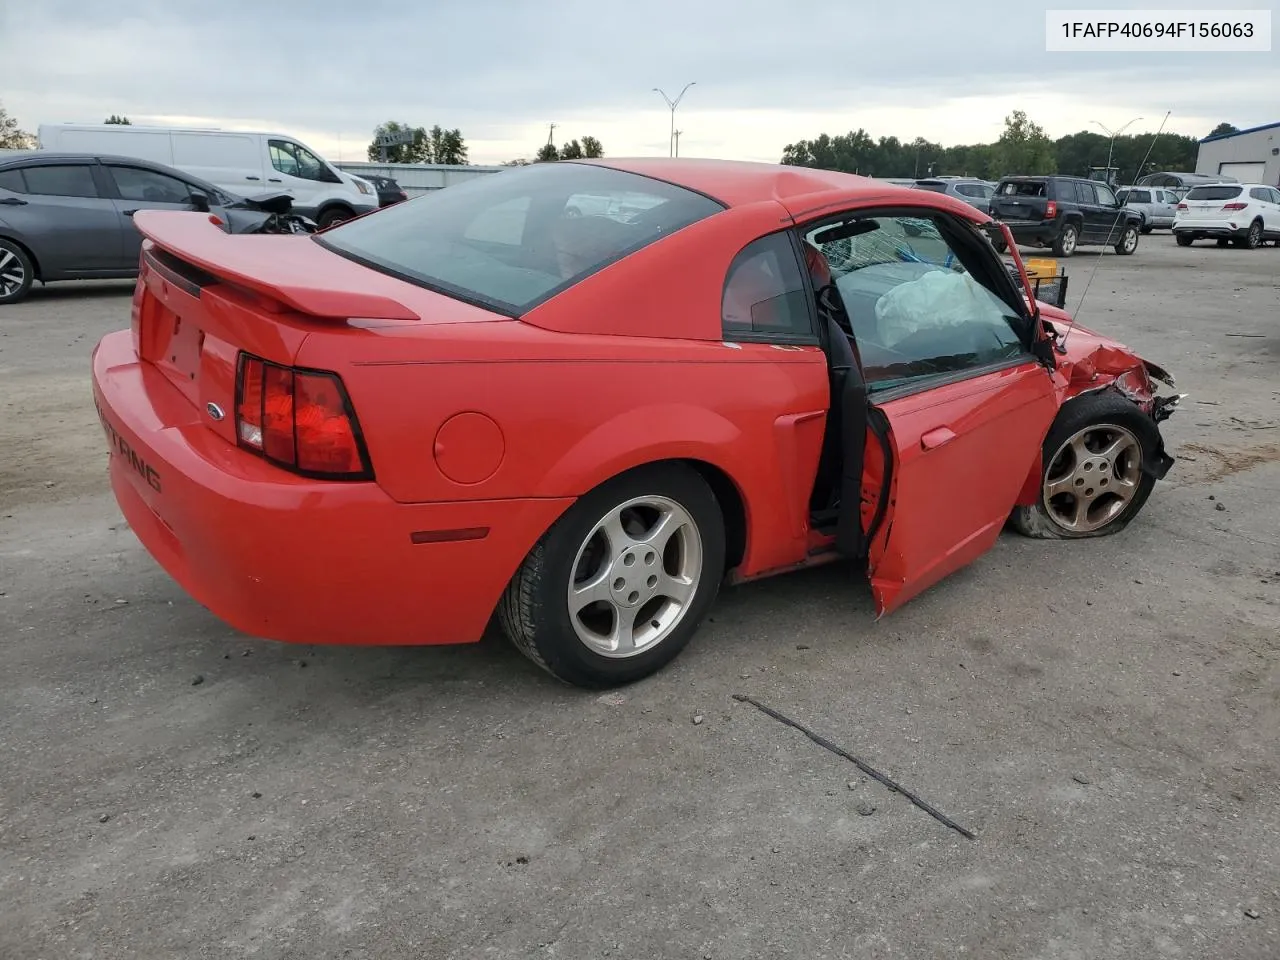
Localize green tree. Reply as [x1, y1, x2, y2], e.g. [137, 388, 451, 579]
[581, 136, 604, 158]
[1208, 122, 1239, 137]
[559, 139, 584, 160]
[367, 122, 468, 164]
[105, 115, 132, 125]
[0, 101, 35, 149]
[535, 143, 559, 162]
[991, 110, 1056, 177]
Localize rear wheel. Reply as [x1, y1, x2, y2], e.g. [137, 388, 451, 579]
[1052, 222, 1079, 257]
[1010, 390, 1160, 540]
[1235, 219, 1263, 249]
[1175, 233, 1193, 247]
[0, 239, 34, 305]
[499, 463, 726, 688]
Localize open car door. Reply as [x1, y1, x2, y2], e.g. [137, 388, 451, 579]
[818, 213, 1060, 615]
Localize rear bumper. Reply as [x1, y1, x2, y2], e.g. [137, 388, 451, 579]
[1173, 219, 1249, 237]
[91, 330, 573, 646]
[1003, 220, 1058, 244]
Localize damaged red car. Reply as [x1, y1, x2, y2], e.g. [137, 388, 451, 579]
[91, 159, 1182, 688]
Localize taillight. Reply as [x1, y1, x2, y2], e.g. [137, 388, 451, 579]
[234, 353, 373, 480]
[1045, 200, 1057, 219]
[1221, 202, 1247, 211]
[1177, 202, 1188, 210]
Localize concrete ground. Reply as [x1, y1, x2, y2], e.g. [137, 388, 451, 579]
[2, 233, 1278, 960]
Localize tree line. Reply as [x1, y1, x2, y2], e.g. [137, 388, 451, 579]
[781, 110, 1233, 184]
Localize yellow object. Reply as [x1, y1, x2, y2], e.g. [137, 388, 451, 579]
[1024, 257, 1059, 278]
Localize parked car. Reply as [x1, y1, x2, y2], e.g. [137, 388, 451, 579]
[364, 174, 408, 207]
[37, 123, 379, 228]
[91, 159, 1181, 688]
[1172, 183, 1280, 249]
[988, 175, 1144, 257]
[0, 152, 306, 304]
[1114, 185, 1179, 232]
[912, 177, 996, 214]
[1136, 171, 1237, 201]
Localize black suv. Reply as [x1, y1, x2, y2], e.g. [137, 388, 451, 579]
[989, 175, 1143, 257]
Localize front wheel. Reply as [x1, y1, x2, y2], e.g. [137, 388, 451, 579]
[1114, 223, 1139, 255]
[499, 463, 726, 688]
[315, 207, 354, 229]
[0, 239, 35, 305]
[1010, 390, 1161, 540]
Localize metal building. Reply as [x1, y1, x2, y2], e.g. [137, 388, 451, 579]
[334, 161, 504, 198]
[1195, 122, 1280, 186]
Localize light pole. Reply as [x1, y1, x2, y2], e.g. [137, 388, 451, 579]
[1090, 116, 1142, 184]
[654, 82, 695, 157]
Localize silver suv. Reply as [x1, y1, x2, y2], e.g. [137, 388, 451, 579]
[912, 177, 996, 214]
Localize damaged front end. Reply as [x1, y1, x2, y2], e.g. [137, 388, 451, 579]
[1037, 308, 1184, 480]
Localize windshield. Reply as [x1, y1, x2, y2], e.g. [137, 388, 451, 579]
[316, 163, 725, 315]
[1185, 185, 1244, 201]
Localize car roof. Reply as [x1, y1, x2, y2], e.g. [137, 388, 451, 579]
[0, 151, 237, 198]
[573, 157, 925, 210]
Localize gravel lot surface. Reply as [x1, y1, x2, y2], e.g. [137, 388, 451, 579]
[2, 234, 1278, 959]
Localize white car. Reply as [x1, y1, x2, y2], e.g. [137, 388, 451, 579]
[1173, 182, 1280, 249]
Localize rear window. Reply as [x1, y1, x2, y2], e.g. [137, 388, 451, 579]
[1120, 189, 1151, 203]
[317, 163, 725, 315]
[997, 180, 1046, 197]
[1185, 186, 1243, 201]
[914, 181, 948, 193]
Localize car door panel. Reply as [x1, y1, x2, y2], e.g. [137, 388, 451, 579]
[102, 163, 227, 266]
[865, 362, 1058, 615]
[7, 163, 124, 276]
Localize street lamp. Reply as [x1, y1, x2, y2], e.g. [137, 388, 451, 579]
[1090, 116, 1143, 184]
[654, 82, 695, 157]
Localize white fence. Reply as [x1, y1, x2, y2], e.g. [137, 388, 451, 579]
[334, 161, 506, 197]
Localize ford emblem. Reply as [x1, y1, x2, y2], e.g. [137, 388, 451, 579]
[206, 402, 225, 421]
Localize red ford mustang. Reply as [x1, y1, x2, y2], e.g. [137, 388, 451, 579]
[91, 158, 1182, 687]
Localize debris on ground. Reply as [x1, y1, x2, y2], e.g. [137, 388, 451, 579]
[692, 715, 704, 725]
[856, 802, 877, 816]
[190, 675, 204, 686]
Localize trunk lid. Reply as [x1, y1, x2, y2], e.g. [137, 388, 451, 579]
[990, 180, 1050, 221]
[128, 210, 505, 447]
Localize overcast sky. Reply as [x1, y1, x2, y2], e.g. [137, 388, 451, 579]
[2, 0, 1277, 165]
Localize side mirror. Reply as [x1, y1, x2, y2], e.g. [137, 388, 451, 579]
[190, 191, 211, 213]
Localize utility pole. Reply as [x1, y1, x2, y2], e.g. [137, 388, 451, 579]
[653, 82, 695, 157]
[673, 130, 682, 157]
[546, 122, 556, 147]
[1090, 116, 1142, 185]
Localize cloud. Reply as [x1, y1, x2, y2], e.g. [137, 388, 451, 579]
[2, 0, 1276, 164]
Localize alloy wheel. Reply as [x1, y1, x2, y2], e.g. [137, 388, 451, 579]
[566, 495, 703, 658]
[0, 247, 25, 299]
[1121, 227, 1138, 253]
[1042, 423, 1143, 533]
[1248, 222, 1262, 248]
[1060, 226, 1078, 255]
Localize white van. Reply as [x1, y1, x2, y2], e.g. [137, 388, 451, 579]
[36, 123, 379, 227]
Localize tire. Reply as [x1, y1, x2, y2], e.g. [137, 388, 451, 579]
[0, 239, 35, 305]
[1052, 221, 1079, 257]
[315, 207, 354, 229]
[1175, 233, 1193, 247]
[499, 463, 726, 688]
[1235, 219, 1263, 250]
[1114, 223, 1139, 255]
[1009, 389, 1160, 541]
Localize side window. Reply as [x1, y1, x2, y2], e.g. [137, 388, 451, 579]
[0, 169, 26, 193]
[270, 140, 325, 181]
[107, 166, 194, 204]
[1074, 181, 1098, 204]
[20, 164, 100, 198]
[1248, 187, 1268, 202]
[803, 214, 1027, 390]
[721, 233, 812, 339]
[1269, 188, 1280, 204]
[1095, 184, 1119, 207]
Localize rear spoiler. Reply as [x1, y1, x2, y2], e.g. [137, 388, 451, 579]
[133, 210, 420, 321]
